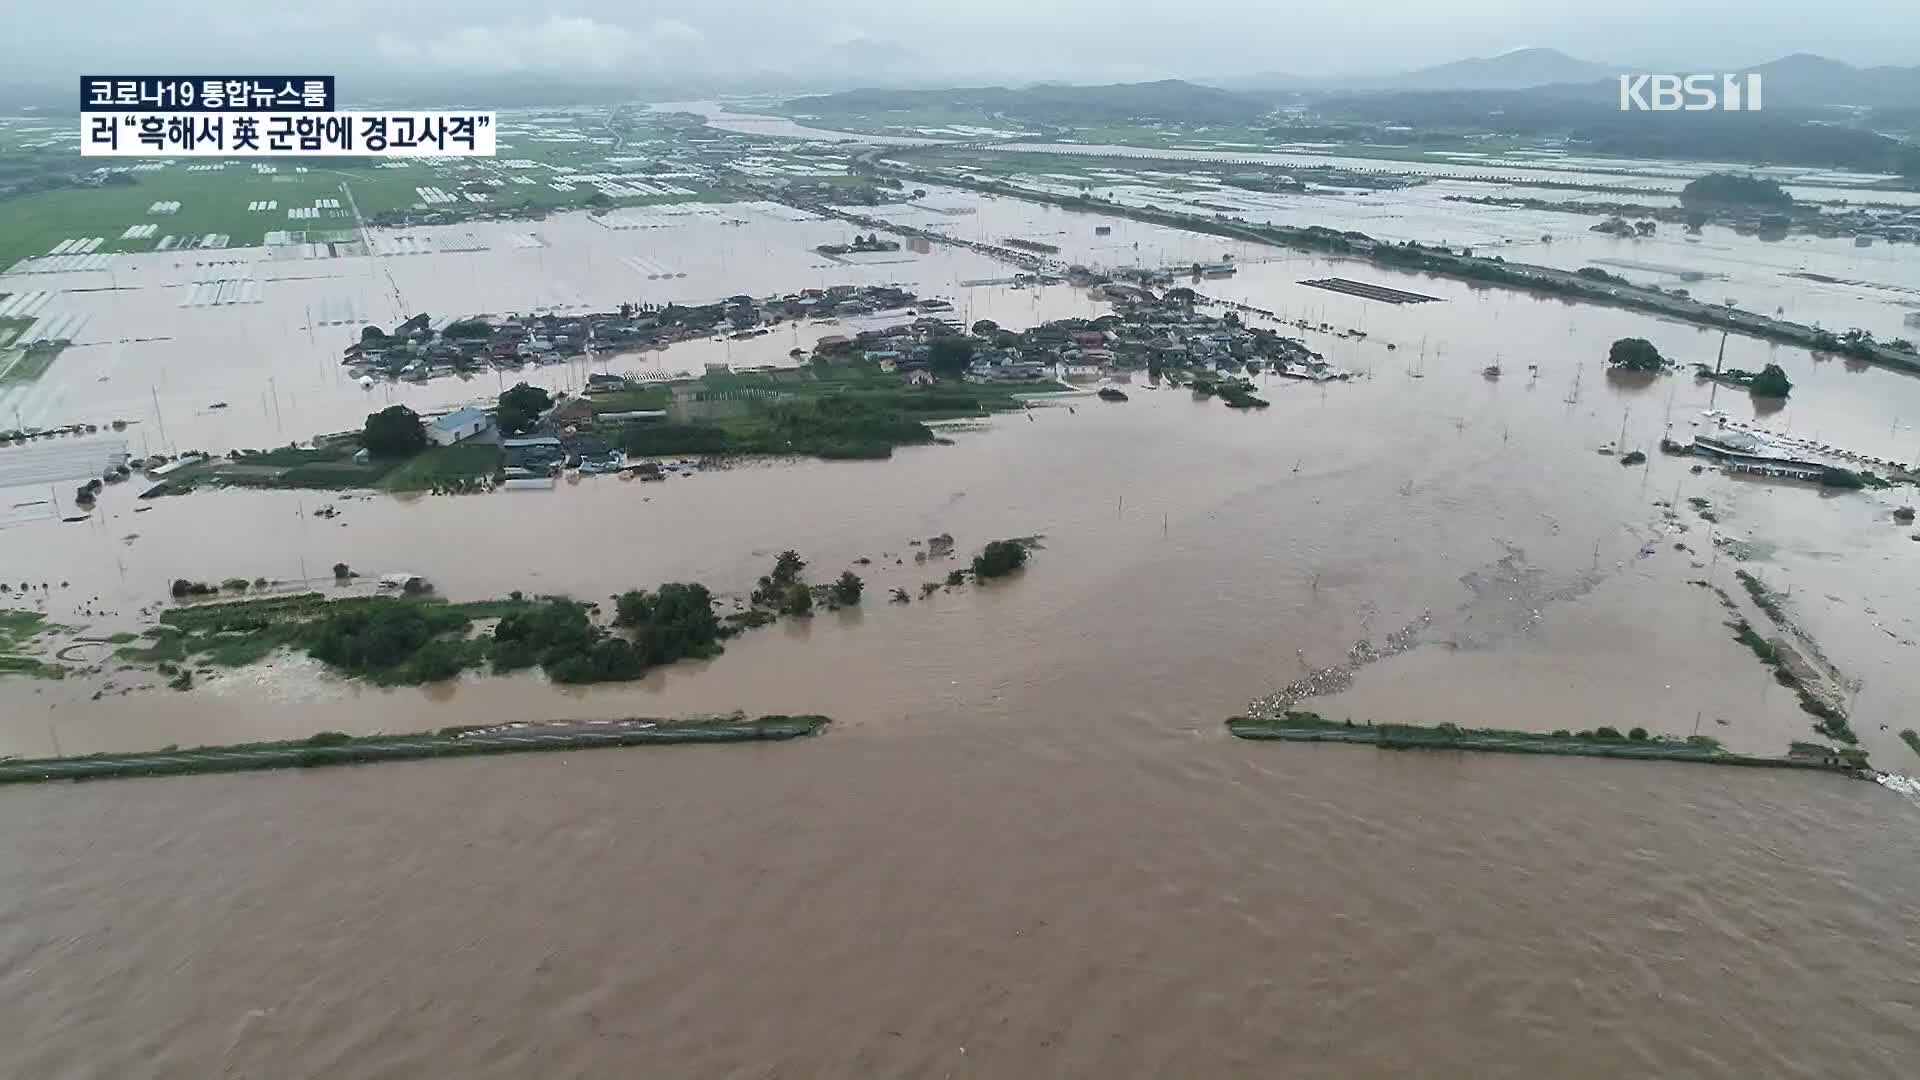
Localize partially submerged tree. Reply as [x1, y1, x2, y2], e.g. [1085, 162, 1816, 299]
[830, 571, 864, 607]
[1607, 337, 1667, 373]
[1747, 363, 1793, 398]
[972, 540, 1029, 579]
[362, 405, 427, 458]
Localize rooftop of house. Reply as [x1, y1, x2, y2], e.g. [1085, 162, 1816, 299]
[430, 406, 489, 432]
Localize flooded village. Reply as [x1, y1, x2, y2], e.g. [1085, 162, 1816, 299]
[3, 102, 1920, 792]
[4, 46, 1920, 1079]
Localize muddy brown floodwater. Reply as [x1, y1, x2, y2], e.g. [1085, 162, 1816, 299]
[4, 193, 1920, 1077]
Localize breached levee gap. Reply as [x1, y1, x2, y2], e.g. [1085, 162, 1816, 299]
[1246, 612, 1431, 719]
[0, 715, 830, 786]
[1227, 712, 1872, 778]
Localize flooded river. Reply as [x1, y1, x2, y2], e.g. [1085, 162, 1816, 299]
[4, 163, 1920, 1078]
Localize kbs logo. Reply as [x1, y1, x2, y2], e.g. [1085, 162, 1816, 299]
[1618, 74, 1763, 111]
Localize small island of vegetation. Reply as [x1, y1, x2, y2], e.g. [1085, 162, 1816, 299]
[1607, 337, 1670, 373]
[1680, 173, 1795, 208]
[1695, 361, 1793, 398]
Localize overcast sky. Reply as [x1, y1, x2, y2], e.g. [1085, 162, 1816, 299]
[4, 0, 1917, 88]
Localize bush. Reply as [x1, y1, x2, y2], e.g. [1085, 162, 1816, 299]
[333, 562, 352, 580]
[1628, 726, 1649, 741]
[1593, 726, 1624, 740]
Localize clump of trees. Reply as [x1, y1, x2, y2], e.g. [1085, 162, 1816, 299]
[752, 551, 815, 616]
[362, 405, 427, 458]
[1696, 362, 1792, 398]
[496, 382, 553, 435]
[490, 587, 724, 684]
[1746, 363, 1793, 398]
[1680, 173, 1794, 207]
[309, 601, 476, 680]
[972, 539, 1029, 579]
[927, 336, 976, 378]
[1607, 338, 1668, 373]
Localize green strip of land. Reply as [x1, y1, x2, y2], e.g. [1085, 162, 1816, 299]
[1228, 712, 1869, 775]
[0, 716, 828, 786]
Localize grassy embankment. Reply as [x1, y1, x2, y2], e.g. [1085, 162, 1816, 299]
[0, 716, 830, 786]
[1228, 712, 1868, 773]
[153, 442, 504, 495]
[614, 364, 1045, 460]
[0, 609, 65, 679]
[151, 365, 1043, 495]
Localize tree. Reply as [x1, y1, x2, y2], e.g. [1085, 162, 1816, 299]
[362, 405, 427, 458]
[1607, 338, 1666, 373]
[496, 382, 553, 435]
[927, 336, 976, 378]
[333, 562, 352, 580]
[971, 319, 1000, 336]
[1747, 363, 1792, 398]
[831, 571, 864, 606]
[972, 540, 1029, 579]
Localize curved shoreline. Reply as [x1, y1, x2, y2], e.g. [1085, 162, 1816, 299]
[0, 715, 829, 786]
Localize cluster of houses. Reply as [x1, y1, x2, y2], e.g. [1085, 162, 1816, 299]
[341, 285, 931, 382]
[812, 286, 1333, 385]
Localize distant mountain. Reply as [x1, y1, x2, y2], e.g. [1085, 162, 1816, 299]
[788, 80, 1269, 126]
[1387, 48, 1615, 91]
[1746, 53, 1920, 109]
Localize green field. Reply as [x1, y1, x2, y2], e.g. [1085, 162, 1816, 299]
[0, 109, 734, 270]
[154, 441, 503, 494]
[0, 609, 65, 679]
